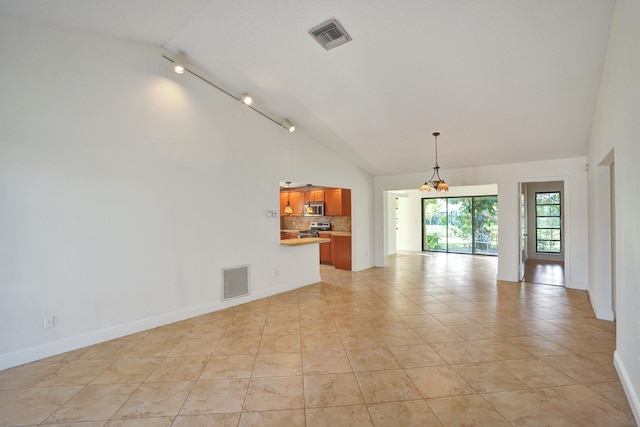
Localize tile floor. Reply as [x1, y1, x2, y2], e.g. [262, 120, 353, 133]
[0, 252, 636, 426]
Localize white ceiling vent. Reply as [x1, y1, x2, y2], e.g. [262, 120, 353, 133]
[309, 19, 352, 51]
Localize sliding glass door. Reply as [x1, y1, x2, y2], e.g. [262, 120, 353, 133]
[423, 198, 447, 251]
[423, 195, 498, 255]
[447, 198, 473, 253]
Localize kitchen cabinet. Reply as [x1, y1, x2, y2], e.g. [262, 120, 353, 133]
[281, 231, 299, 240]
[319, 232, 331, 263]
[304, 189, 325, 204]
[280, 191, 304, 216]
[325, 188, 351, 216]
[331, 235, 352, 270]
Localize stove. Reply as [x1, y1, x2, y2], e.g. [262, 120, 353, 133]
[298, 222, 331, 238]
[310, 221, 331, 232]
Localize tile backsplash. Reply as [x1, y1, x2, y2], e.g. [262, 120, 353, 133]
[281, 216, 351, 232]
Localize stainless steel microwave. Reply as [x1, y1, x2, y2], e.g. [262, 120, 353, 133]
[304, 202, 325, 216]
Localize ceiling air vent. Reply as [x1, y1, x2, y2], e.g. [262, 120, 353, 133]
[309, 19, 352, 51]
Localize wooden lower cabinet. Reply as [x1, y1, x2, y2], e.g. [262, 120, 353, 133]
[319, 232, 331, 264]
[280, 231, 299, 240]
[331, 235, 352, 270]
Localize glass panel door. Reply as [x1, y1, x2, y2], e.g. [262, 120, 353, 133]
[447, 198, 472, 253]
[423, 198, 447, 251]
[473, 196, 498, 254]
[422, 195, 498, 255]
[535, 192, 561, 253]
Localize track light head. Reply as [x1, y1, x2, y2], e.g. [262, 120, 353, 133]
[282, 119, 295, 133]
[240, 93, 253, 106]
[173, 52, 186, 74]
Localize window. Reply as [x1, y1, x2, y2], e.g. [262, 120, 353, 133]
[422, 196, 498, 255]
[535, 191, 561, 253]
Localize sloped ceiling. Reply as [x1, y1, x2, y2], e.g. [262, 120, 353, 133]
[0, 0, 615, 176]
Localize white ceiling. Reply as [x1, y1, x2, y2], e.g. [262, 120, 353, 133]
[0, 0, 615, 176]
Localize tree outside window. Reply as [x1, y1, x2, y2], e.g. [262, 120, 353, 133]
[423, 196, 498, 255]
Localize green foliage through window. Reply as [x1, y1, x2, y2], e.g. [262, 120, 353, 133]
[422, 196, 498, 255]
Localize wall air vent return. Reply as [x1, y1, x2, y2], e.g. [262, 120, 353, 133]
[222, 265, 249, 301]
[309, 19, 352, 51]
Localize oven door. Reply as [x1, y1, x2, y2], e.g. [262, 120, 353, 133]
[298, 230, 319, 238]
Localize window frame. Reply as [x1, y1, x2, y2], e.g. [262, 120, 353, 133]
[534, 191, 562, 254]
[421, 195, 498, 256]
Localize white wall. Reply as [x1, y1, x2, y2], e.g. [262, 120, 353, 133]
[374, 157, 588, 288]
[386, 192, 403, 255]
[587, 1, 640, 422]
[0, 16, 374, 369]
[396, 192, 421, 252]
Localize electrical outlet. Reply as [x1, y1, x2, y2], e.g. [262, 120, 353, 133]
[43, 316, 55, 329]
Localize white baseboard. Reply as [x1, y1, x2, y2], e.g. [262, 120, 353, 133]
[588, 291, 615, 321]
[614, 350, 640, 425]
[595, 306, 615, 321]
[0, 276, 319, 371]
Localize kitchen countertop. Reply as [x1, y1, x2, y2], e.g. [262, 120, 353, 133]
[280, 237, 331, 246]
[318, 231, 351, 236]
[281, 229, 351, 236]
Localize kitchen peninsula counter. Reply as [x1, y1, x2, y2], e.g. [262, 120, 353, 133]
[280, 237, 331, 246]
[281, 230, 351, 236]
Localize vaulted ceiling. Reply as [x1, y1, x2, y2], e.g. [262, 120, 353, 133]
[0, 0, 615, 176]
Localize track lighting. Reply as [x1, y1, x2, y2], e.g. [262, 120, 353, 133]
[163, 51, 296, 135]
[240, 93, 254, 106]
[173, 52, 186, 74]
[282, 119, 295, 133]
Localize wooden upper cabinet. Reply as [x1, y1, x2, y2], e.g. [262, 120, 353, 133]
[280, 192, 287, 216]
[303, 189, 325, 204]
[280, 191, 304, 216]
[325, 188, 351, 216]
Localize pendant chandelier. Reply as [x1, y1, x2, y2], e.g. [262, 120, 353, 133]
[306, 184, 313, 214]
[420, 132, 449, 192]
[284, 181, 293, 214]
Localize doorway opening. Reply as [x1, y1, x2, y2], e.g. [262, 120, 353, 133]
[523, 259, 565, 286]
[422, 195, 498, 255]
[519, 180, 566, 286]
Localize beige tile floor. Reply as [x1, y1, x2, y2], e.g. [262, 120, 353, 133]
[0, 252, 636, 426]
